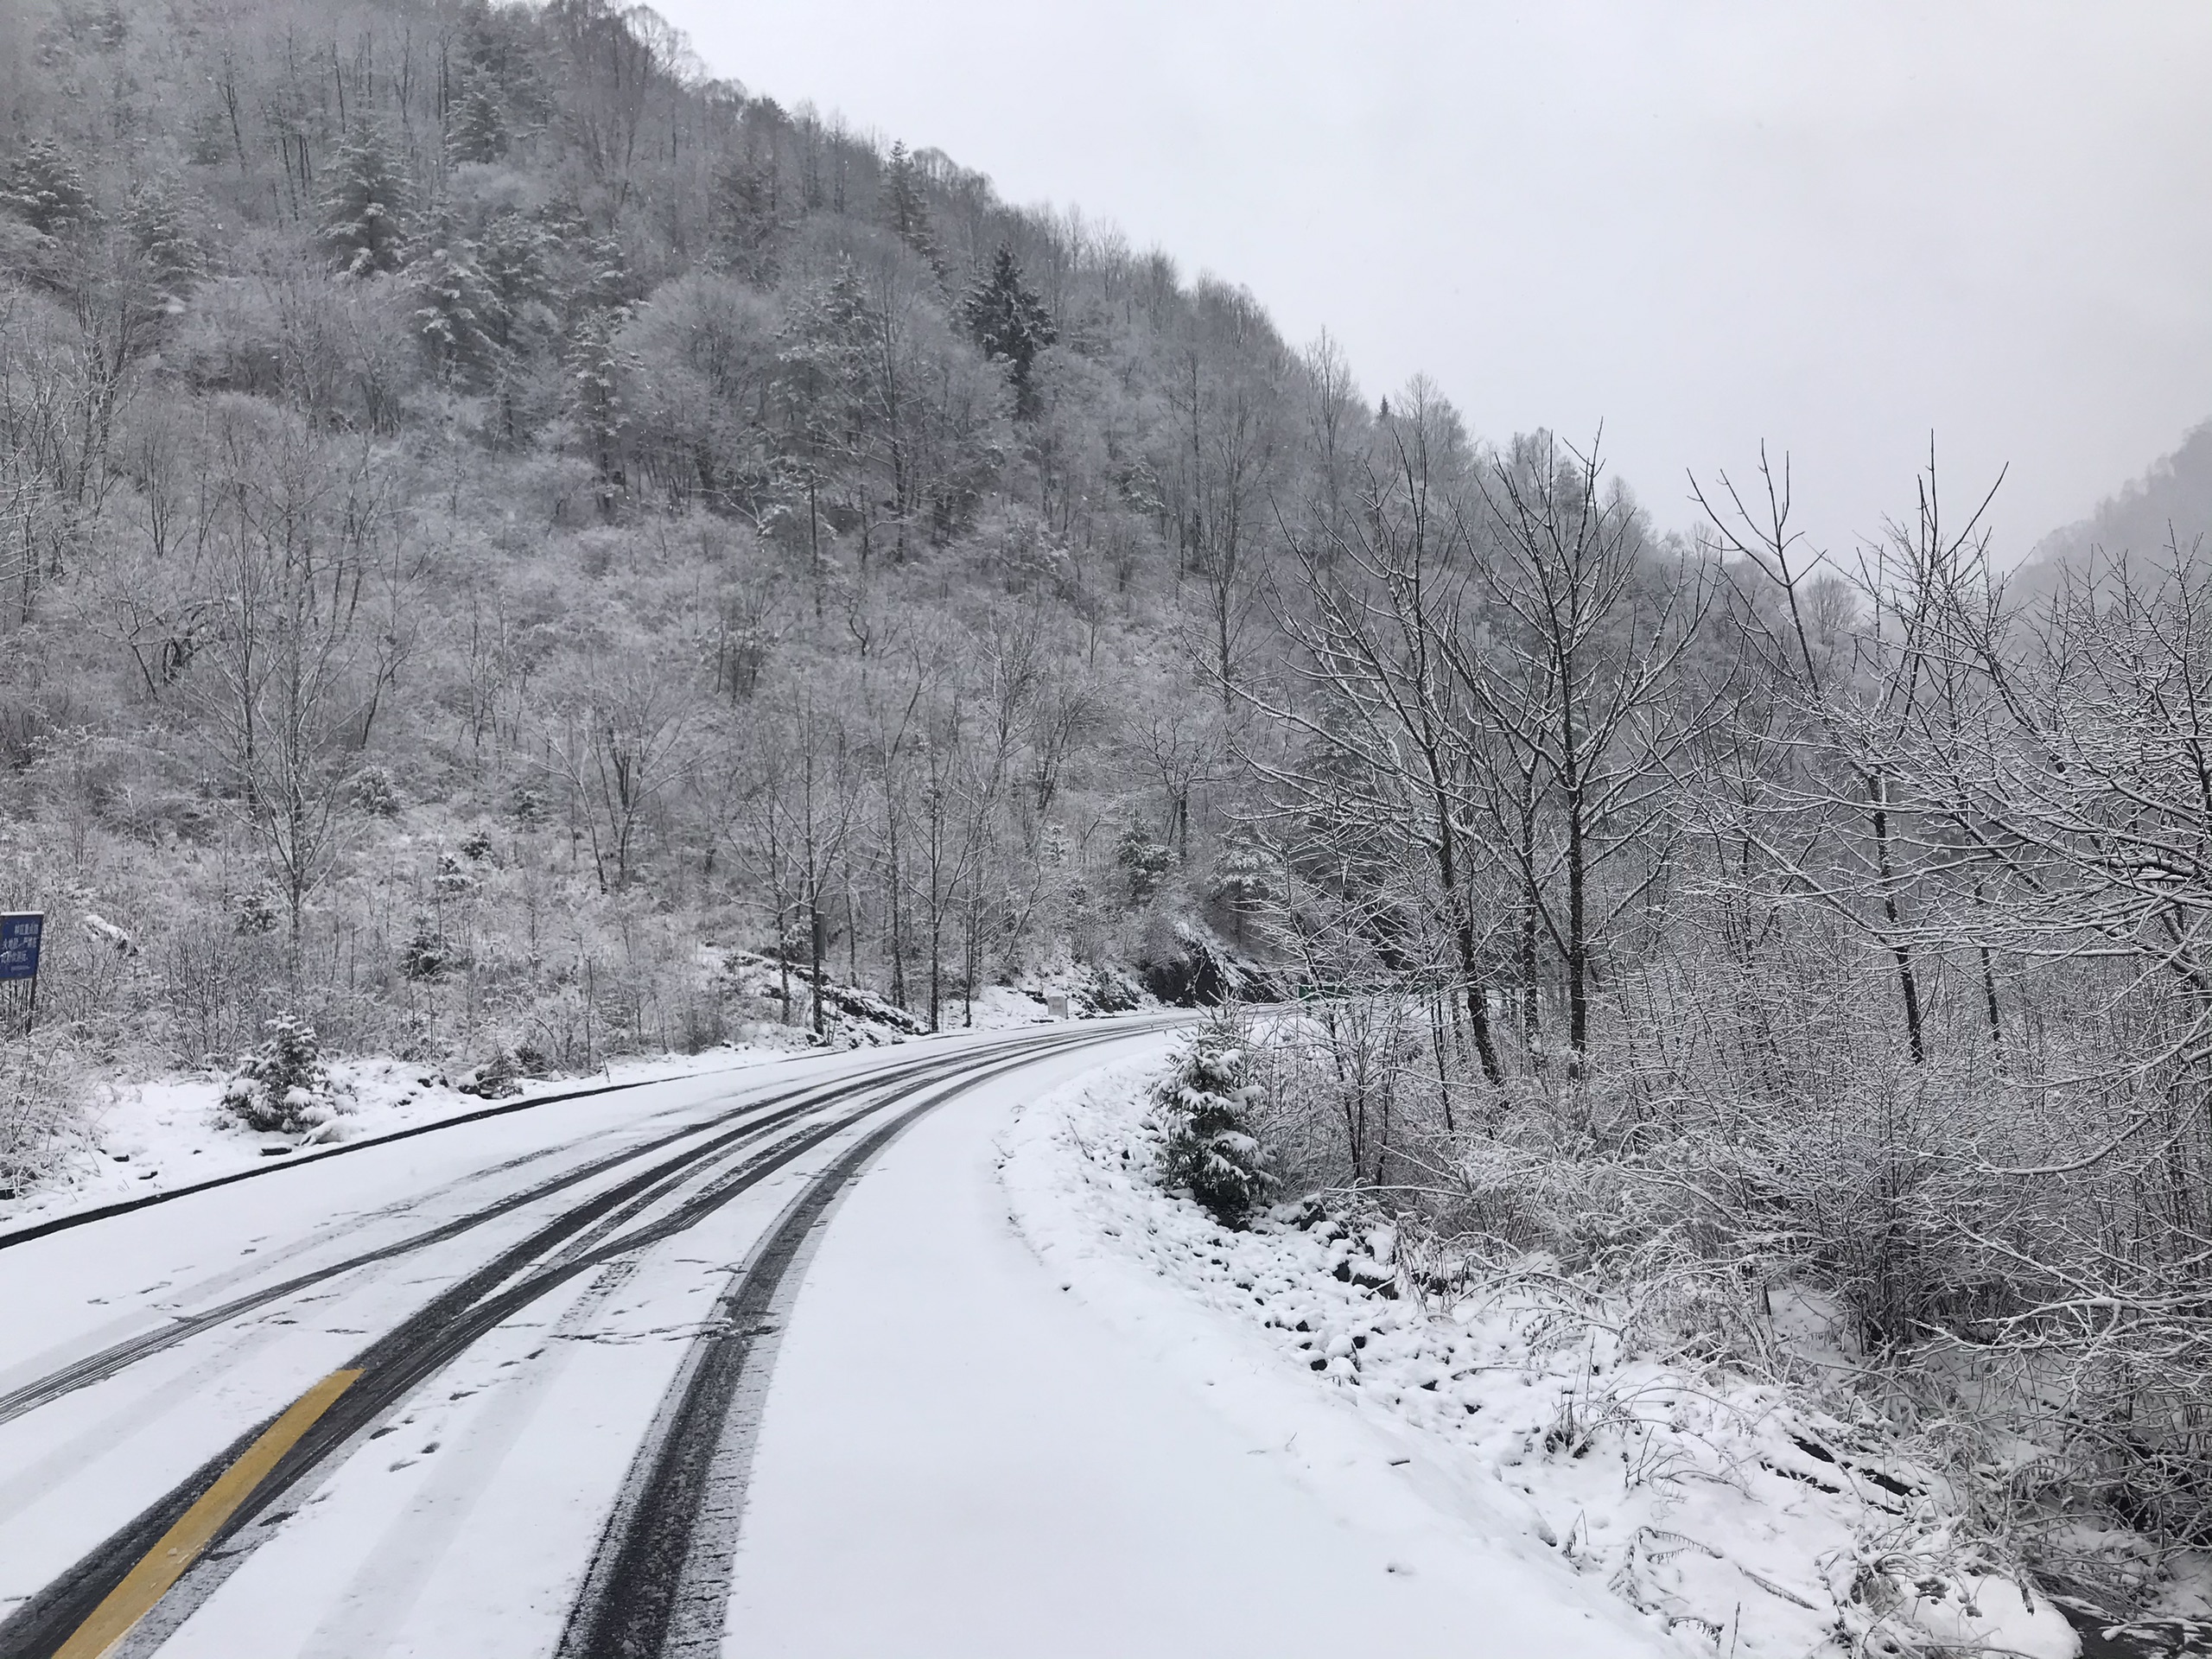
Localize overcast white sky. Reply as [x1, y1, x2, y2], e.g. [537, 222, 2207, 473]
[657, 2, 2212, 556]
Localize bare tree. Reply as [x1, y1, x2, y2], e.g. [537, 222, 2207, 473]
[1247, 379, 1506, 1083]
[1451, 429, 1726, 1061]
[538, 661, 697, 894]
[1694, 444, 2001, 1064]
[189, 407, 386, 974]
[1170, 299, 1286, 709]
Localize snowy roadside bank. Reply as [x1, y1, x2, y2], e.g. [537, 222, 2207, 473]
[0, 1040, 821, 1233]
[0, 932, 1109, 1235]
[1000, 1058, 2082, 1659]
[0, 969, 1103, 1235]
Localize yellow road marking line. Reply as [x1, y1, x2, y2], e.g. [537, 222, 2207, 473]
[54, 1368, 363, 1659]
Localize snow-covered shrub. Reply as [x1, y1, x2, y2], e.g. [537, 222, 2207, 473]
[1245, 996, 1443, 1192]
[351, 765, 401, 817]
[1114, 819, 1174, 904]
[1148, 1014, 1272, 1224]
[77, 911, 137, 956]
[0, 1040, 84, 1198]
[231, 889, 280, 935]
[222, 1015, 347, 1133]
[456, 1046, 523, 1099]
[399, 920, 451, 982]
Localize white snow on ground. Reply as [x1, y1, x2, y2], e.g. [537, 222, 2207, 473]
[955, 983, 1066, 1029]
[728, 1032, 1679, 1659]
[0, 1029, 1136, 1654]
[0, 1038, 837, 1231]
[4, 946, 1114, 1234]
[709, 946, 1097, 1034]
[10, 944, 1104, 1232]
[1000, 1059, 2082, 1659]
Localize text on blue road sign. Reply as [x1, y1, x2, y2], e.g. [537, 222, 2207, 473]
[0, 913, 44, 982]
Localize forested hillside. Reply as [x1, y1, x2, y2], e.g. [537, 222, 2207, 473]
[7, 0, 2212, 1610]
[0, 0, 1332, 1081]
[2017, 415, 2212, 588]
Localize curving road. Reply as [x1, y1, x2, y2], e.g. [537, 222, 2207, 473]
[0, 1020, 1183, 1659]
[0, 1015, 1675, 1659]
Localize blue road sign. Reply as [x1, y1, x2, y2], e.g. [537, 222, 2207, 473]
[0, 913, 43, 982]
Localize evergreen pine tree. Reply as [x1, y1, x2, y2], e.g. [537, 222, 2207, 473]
[2, 139, 98, 237]
[775, 257, 875, 448]
[1115, 817, 1175, 903]
[568, 229, 629, 321]
[448, 67, 511, 165]
[770, 257, 881, 592]
[221, 1015, 344, 1134]
[880, 140, 941, 273]
[562, 230, 631, 509]
[961, 245, 1055, 420]
[474, 211, 556, 445]
[1149, 1015, 1272, 1225]
[412, 237, 503, 384]
[566, 308, 625, 512]
[709, 152, 780, 285]
[319, 126, 412, 276]
[476, 209, 556, 353]
[124, 176, 202, 304]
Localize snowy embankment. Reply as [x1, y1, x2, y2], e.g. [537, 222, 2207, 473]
[2, 955, 1081, 1233]
[1001, 1061, 2081, 1659]
[0, 1044, 796, 1232]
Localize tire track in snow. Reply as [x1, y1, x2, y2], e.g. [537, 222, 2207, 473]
[0, 1056, 791, 1255]
[0, 1132, 585, 1414]
[291, 1261, 639, 1659]
[0, 1324, 293, 1535]
[0, 1058, 943, 1429]
[0, 1025, 1147, 1659]
[554, 1029, 1160, 1659]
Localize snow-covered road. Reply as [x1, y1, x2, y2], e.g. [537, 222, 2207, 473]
[0, 1018, 1670, 1659]
[728, 1042, 1674, 1659]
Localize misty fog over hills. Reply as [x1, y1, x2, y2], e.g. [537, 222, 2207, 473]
[2018, 414, 2212, 582]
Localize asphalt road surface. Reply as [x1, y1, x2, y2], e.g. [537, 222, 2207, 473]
[0, 1014, 1672, 1659]
[0, 1020, 1180, 1659]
